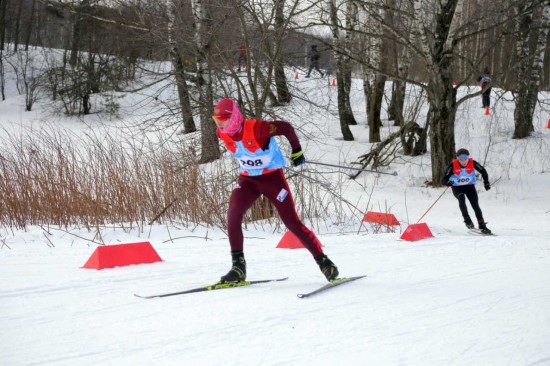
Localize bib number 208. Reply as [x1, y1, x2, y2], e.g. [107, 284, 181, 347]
[240, 159, 264, 167]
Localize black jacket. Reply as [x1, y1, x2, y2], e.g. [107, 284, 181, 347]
[308, 48, 320, 61]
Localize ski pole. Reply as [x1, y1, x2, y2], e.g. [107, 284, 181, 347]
[306, 161, 398, 176]
[415, 186, 449, 224]
[285, 168, 332, 189]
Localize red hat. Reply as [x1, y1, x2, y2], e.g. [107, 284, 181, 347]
[213, 99, 234, 120]
[213, 98, 243, 135]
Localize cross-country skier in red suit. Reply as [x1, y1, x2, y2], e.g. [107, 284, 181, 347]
[212, 98, 339, 282]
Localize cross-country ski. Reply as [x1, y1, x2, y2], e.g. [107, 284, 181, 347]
[297, 276, 366, 298]
[134, 277, 288, 299]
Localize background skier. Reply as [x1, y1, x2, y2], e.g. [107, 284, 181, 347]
[306, 44, 324, 78]
[441, 148, 492, 234]
[477, 67, 492, 108]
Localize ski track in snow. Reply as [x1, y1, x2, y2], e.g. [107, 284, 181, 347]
[2, 232, 550, 366]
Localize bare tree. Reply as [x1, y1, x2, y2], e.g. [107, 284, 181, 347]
[0, 49, 6, 100]
[386, 0, 410, 128]
[191, 0, 219, 164]
[167, 0, 196, 134]
[360, 0, 390, 143]
[0, 0, 7, 51]
[329, 0, 354, 140]
[273, 0, 292, 104]
[513, 1, 550, 139]
[24, 0, 37, 51]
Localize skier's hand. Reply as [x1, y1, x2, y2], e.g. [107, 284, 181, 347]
[484, 182, 491, 191]
[446, 181, 453, 187]
[290, 148, 305, 167]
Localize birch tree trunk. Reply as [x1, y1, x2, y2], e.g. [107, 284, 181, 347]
[413, 0, 464, 185]
[386, 0, 399, 125]
[360, 0, 385, 143]
[513, 2, 550, 139]
[167, 0, 196, 134]
[191, 0, 219, 163]
[343, 0, 358, 126]
[330, 0, 354, 141]
[387, 0, 411, 129]
[273, 0, 291, 104]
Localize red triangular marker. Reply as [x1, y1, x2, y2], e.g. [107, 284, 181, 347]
[276, 231, 305, 249]
[400, 223, 434, 242]
[82, 242, 162, 269]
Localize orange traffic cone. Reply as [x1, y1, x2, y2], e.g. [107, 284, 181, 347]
[331, 79, 336, 86]
[484, 106, 490, 115]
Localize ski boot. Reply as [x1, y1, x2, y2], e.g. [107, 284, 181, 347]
[314, 254, 339, 281]
[220, 251, 246, 282]
[464, 219, 475, 230]
[478, 222, 492, 235]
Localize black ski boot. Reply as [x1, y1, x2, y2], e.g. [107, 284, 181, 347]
[478, 222, 492, 234]
[220, 251, 246, 282]
[314, 254, 339, 281]
[464, 218, 475, 230]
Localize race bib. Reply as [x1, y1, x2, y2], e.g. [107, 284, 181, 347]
[452, 176, 473, 186]
[238, 155, 272, 169]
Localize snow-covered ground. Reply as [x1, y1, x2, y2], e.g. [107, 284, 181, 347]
[1, 65, 550, 366]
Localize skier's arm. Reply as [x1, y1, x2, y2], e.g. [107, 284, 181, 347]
[473, 160, 489, 183]
[441, 163, 454, 186]
[255, 120, 301, 151]
[256, 120, 304, 166]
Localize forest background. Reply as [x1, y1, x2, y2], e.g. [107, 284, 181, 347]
[1, 0, 549, 231]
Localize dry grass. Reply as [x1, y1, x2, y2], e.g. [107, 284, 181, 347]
[0, 128, 358, 233]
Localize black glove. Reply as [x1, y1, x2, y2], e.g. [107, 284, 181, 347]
[446, 181, 453, 187]
[484, 182, 491, 191]
[290, 148, 305, 167]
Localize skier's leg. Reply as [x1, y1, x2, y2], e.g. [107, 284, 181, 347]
[221, 176, 262, 282]
[260, 170, 323, 256]
[227, 176, 261, 253]
[453, 187, 472, 223]
[260, 170, 338, 281]
[464, 185, 485, 224]
[306, 64, 313, 77]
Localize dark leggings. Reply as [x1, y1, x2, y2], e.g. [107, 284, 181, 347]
[227, 169, 323, 257]
[452, 185, 484, 223]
